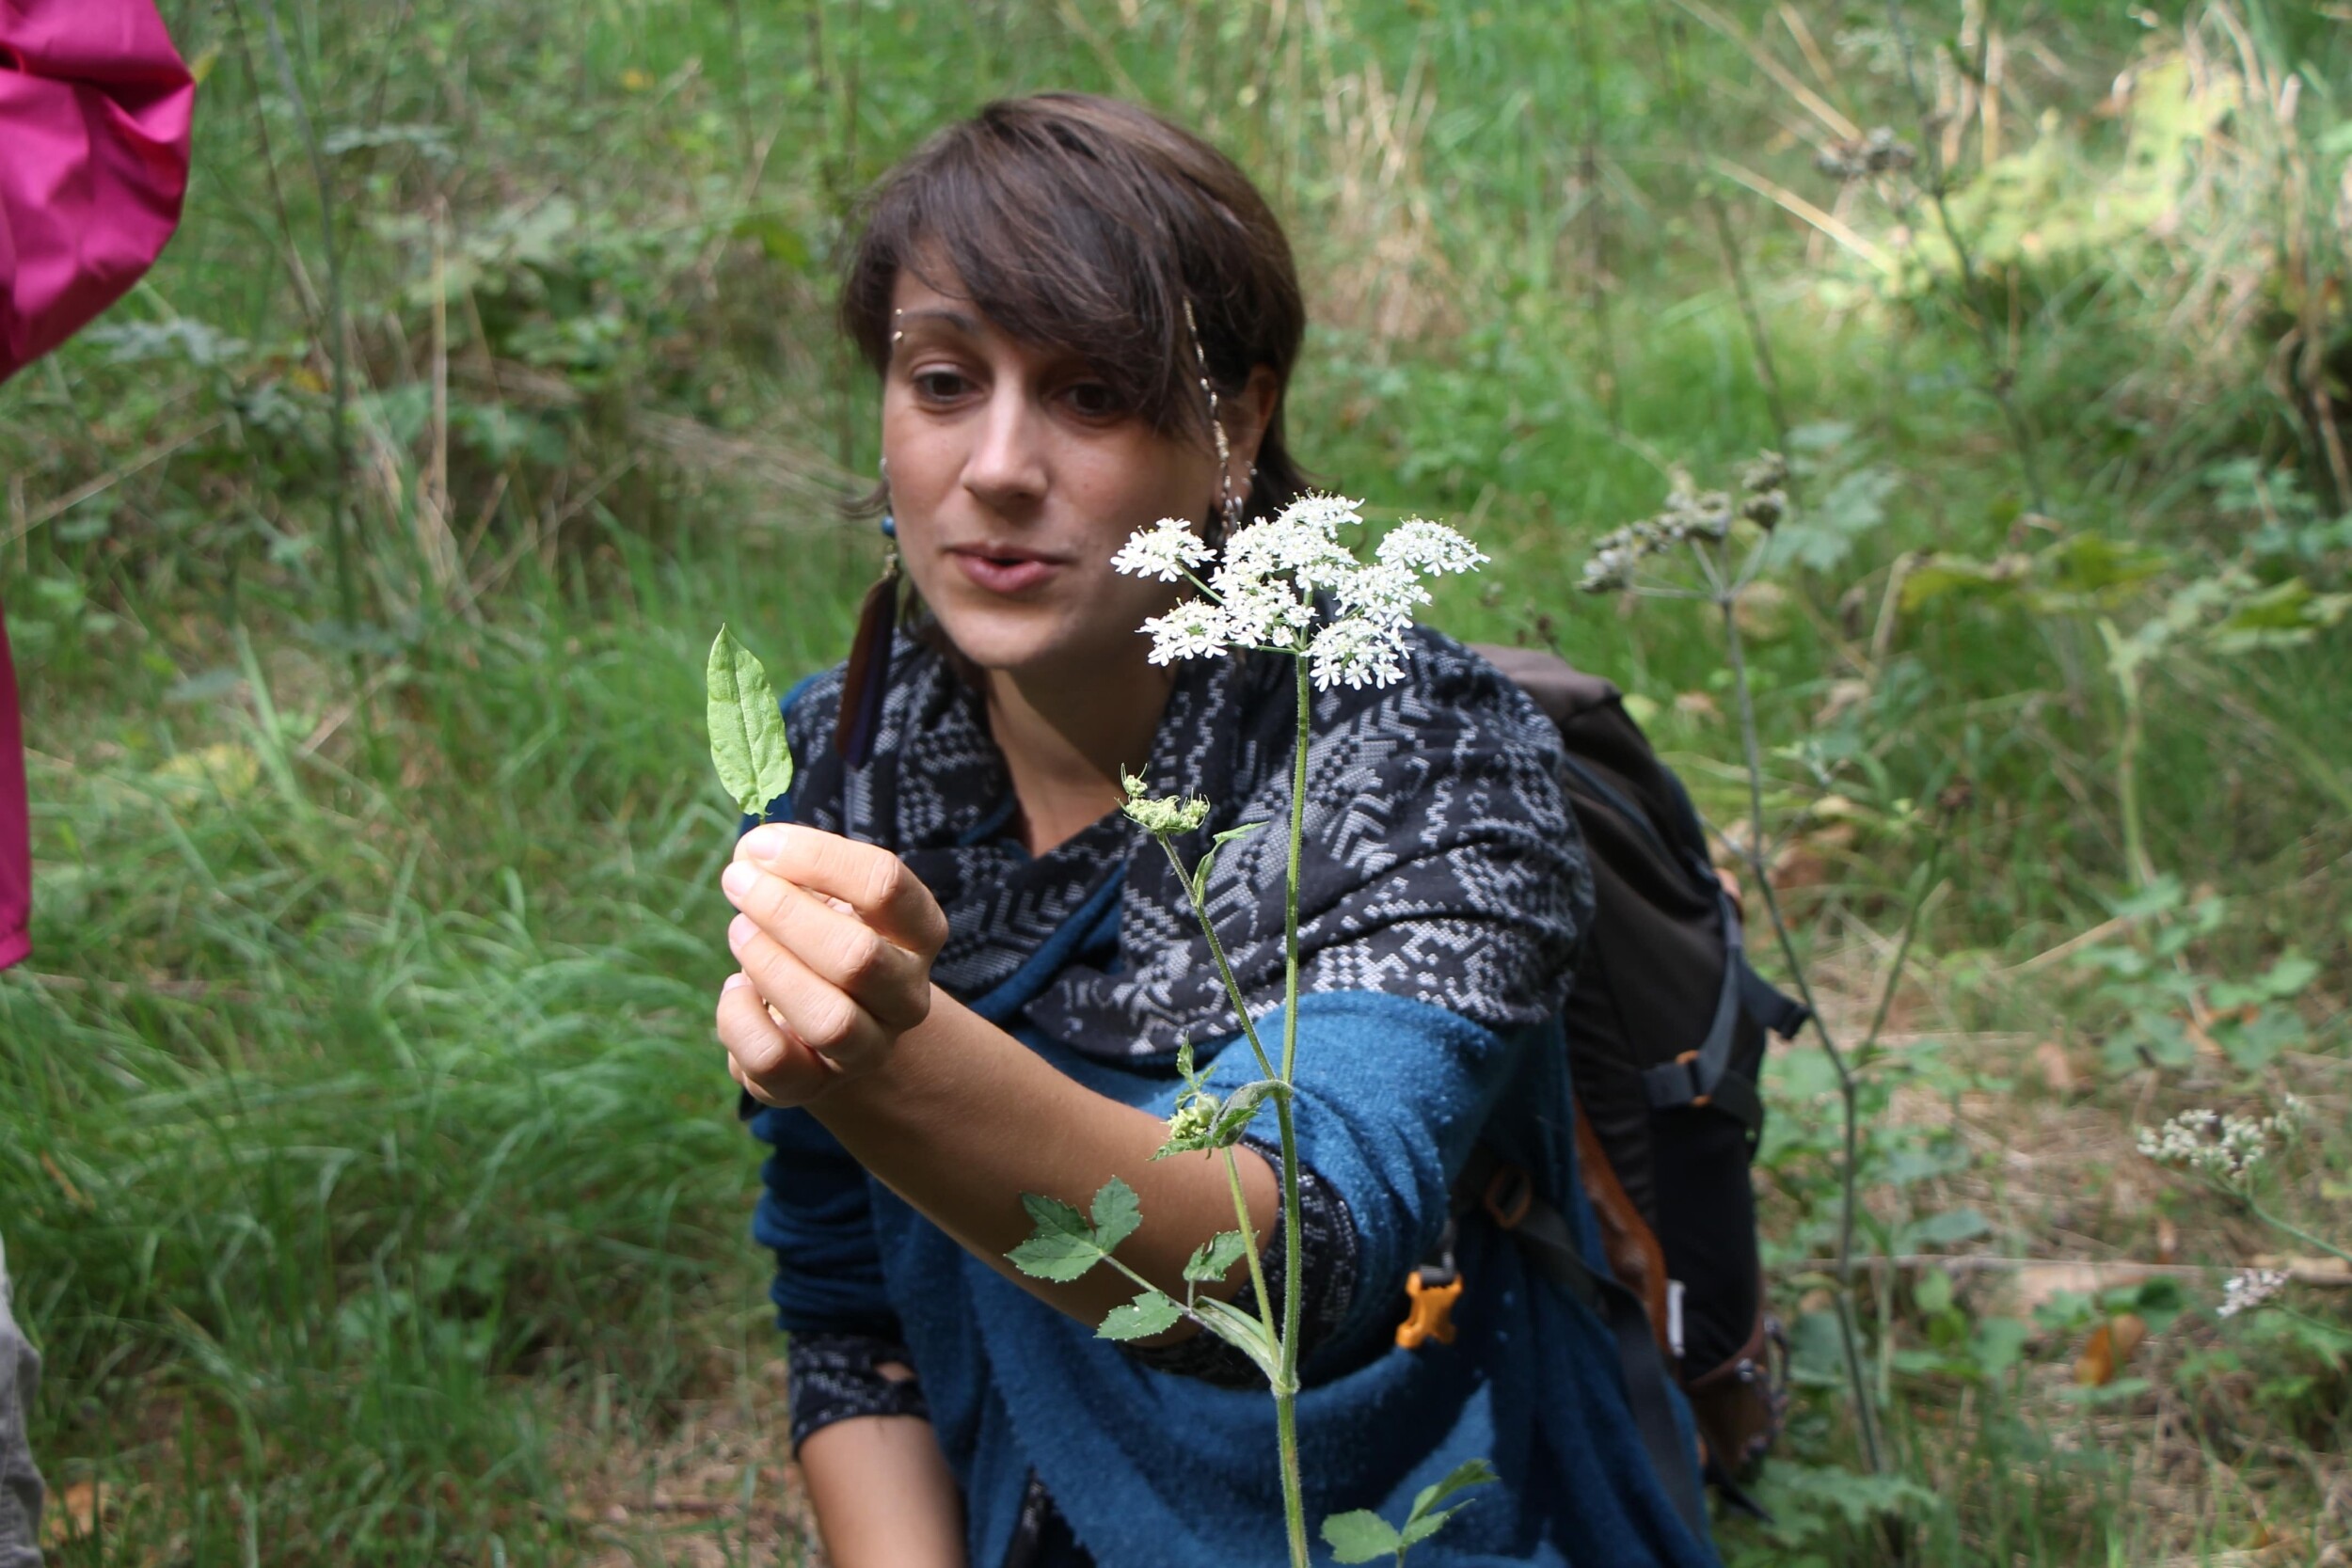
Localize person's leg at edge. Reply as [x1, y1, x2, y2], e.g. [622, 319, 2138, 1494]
[0, 1231, 44, 1568]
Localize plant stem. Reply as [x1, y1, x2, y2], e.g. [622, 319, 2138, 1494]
[1224, 1146, 1283, 1345]
[1713, 573, 1886, 1475]
[1157, 835, 1279, 1082]
[2236, 1194, 2352, 1269]
[1272, 655, 1313, 1568]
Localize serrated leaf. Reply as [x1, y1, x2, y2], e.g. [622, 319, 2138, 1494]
[1089, 1178, 1144, 1252]
[1184, 1228, 1250, 1283]
[1096, 1287, 1184, 1341]
[707, 625, 795, 815]
[1406, 1457, 1499, 1525]
[1319, 1510, 1402, 1564]
[1399, 1504, 1469, 1547]
[1006, 1193, 1104, 1282]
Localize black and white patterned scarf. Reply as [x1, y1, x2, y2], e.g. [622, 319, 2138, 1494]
[779, 626, 1590, 1061]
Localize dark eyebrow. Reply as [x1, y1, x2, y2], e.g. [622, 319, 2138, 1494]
[896, 307, 984, 335]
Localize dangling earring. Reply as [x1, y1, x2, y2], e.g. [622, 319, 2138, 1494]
[1185, 300, 1244, 553]
[835, 463, 901, 768]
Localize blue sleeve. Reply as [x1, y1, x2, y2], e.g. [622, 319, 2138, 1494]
[1155, 990, 1531, 1358]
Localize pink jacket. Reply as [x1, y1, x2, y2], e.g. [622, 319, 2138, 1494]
[1, 0, 196, 968]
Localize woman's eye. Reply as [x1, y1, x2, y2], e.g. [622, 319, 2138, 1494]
[912, 370, 972, 402]
[1060, 381, 1126, 420]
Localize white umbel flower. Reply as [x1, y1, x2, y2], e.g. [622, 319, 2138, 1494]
[1141, 600, 1232, 665]
[1111, 520, 1213, 583]
[2217, 1268, 2289, 1319]
[1307, 615, 1408, 691]
[1376, 517, 1486, 577]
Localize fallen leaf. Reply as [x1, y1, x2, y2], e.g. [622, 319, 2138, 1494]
[1673, 691, 1720, 723]
[2073, 1312, 2148, 1386]
[42, 1480, 102, 1546]
[2153, 1215, 2179, 1266]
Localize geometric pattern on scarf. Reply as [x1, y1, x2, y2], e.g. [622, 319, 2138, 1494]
[780, 623, 1591, 1063]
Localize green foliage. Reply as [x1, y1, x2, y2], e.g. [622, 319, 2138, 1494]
[1320, 1458, 1499, 1565]
[704, 623, 795, 816]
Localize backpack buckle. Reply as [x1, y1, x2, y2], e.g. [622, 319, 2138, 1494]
[1672, 1050, 1714, 1110]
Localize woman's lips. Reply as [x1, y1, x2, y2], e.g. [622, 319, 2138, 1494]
[949, 549, 1064, 594]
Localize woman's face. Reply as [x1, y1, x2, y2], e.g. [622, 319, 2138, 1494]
[880, 262, 1243, 684]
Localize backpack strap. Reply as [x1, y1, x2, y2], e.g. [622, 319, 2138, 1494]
[1474, 1159, 1710, 1544]
[1638, 866, 1808, 1142]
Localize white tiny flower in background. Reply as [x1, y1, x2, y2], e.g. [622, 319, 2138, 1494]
[1112, 519, 1213, 582]
[2217, 1268, 2290, 1319]
[1141, 601, 1232, 665]
[1376, 518, 1486, 577]
[1275, 492, 1365, 536]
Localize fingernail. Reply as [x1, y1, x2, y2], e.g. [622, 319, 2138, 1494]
[722, 862, 757, 899]
[728, 913, 754, 947]
[741, 824, 787, 863]
[723, 973, 748, 992]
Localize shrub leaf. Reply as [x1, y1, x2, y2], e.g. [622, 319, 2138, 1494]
[706, 625, 794, 816]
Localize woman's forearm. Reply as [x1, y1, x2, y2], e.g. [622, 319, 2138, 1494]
[807, 989, 1280, 1334]
[800, 1415, 966, 1568]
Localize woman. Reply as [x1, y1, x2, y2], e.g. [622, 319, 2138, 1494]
[715, 93, 1721, 1568]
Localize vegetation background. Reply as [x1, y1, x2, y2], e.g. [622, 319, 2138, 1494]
[2, 0, 2347, 1561]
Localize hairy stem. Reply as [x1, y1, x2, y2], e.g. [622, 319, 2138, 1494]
[1157, 834, 1279, 1082]
[2234, 1193, 2352, 1269]
[1714, 575, 1887, 1475]
[1272, 655, 1313, 1568]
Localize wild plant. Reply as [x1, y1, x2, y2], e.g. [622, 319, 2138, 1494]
[1583, 451, 1965, 1480]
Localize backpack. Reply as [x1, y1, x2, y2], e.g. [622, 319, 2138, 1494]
[1453, 644, 1810, 1517]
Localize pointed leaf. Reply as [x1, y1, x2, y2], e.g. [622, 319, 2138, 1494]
[1210, 1080, 1288, 1147]
[1188, 1295, 1281, 1374]
[707, 625, 795, 815]
[1006, 1193, 1104, 1282]
[1319, 1511, 1402, 1564]
[1089, 1177, 1144, 1252]
[1183, 1228, 1251, 1283]
[1096, 1287, 1184, 1341]
[1406, 1457, 1500, 1525]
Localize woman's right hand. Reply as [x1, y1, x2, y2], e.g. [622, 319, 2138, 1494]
[714, 824, 949, 1109]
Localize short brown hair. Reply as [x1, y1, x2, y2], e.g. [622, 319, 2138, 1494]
[840, 93, 1309, 526]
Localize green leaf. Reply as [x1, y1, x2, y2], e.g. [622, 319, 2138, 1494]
[1319, 1510, 1402, 1564]
[706, 625, 795, 816]
[1399, 1505, 1469, 1548]
[1210, 1080, 1288, 1147]
[1406, 1457, 1500, 1525]
[1966, 1316, 2030, 1380]
[1913, 1266, 1956, 1319]
[1006, 1193, 1104, 1282]
[1184, 1228, 1251, 1283]
[1899, 552, 2026, 612]
[1096, 1286, 1184, 1341]
[1899, 1206, 1992, 1250]
[1089, 1178, 1145, 1252]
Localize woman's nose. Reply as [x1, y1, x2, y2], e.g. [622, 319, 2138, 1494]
[961, 387, 1048, 513]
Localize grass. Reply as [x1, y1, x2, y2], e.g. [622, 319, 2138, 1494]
[2, 0, 2348, 1561]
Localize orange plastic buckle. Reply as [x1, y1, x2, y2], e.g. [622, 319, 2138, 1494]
[1396, 1270, 1464, 1350]
[1673, 1049, 1712, 1110]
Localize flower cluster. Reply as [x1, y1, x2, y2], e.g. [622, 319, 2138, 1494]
[1120, 769, 1212, 836]
[2217, 1268, 2291, 1320]
[1118, 493, 1486, 691]
[1580, 451, 1788, 594]
[2135, 1097, 2305, 1183]
[1814, 127, 1916, 182]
